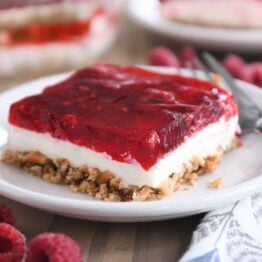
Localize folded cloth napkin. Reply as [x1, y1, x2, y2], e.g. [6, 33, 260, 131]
[180, 193, 262, 262]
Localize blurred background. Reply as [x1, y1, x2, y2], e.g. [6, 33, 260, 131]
[0, 0, 262, 90]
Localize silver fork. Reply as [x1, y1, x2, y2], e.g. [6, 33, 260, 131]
[187, 53, 262, 131]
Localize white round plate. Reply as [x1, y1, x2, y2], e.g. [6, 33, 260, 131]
[127, 0, 262, 53]
[0, 68, 262, 222]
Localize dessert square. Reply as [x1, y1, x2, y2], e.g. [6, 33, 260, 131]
[2, 64, 239, 201]
[160, 0, 262, 29]
[0, 0, 120, 77]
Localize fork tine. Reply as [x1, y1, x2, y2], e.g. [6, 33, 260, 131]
[202, 51, 253, 102]
[202, 52, 239, 93]
[194, 56, 213, 83]
[202, 52, 259, 106]
[202, 52, 262, 128]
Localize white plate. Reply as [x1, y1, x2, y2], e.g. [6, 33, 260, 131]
[0, 68, 262, 222]
[127, 0, 262, 53]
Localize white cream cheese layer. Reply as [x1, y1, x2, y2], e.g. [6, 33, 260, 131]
[9, 116, 238, 187]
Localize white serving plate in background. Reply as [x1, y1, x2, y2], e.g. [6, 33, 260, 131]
[127, 0, 262, 53]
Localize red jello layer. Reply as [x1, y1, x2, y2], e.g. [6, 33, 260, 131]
[9, 64, 238, 170]
[3, 19, 90, 46]
[0, 7, 105, 46]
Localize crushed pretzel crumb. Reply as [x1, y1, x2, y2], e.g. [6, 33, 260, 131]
[1, 148, 229, 201]
[207, 178, 223, 189]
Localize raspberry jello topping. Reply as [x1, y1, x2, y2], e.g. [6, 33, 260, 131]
[9, 64, 238, 170]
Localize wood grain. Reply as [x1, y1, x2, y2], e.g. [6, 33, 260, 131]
[0, 194, 202, 262]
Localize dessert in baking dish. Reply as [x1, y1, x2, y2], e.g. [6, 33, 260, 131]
[0, 0, 120, 76]
[2, 64, 239, 201]
[160, 0, 262, 29]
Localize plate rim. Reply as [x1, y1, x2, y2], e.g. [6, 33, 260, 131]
[127, 0, 262, 52]
[0, 169, 262, 218]
[0, 69, 262, 221]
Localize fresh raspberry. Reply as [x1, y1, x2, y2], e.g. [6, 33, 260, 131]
[0, 223, 26, 262]
[241, 63, 262, 88]
[222, 54, 246, 78]
[27, 233, 83, 262]
[180, 45, 197, 68]
[148, 46, 180, 67]
[0, 203, 16, 226]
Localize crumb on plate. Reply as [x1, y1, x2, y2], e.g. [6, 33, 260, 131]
[207, 177, 223, 189]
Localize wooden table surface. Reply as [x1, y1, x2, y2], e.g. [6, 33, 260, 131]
[0, 18, 220, 262]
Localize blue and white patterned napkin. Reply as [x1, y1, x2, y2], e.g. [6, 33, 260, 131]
[180, 193, 262, 262]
